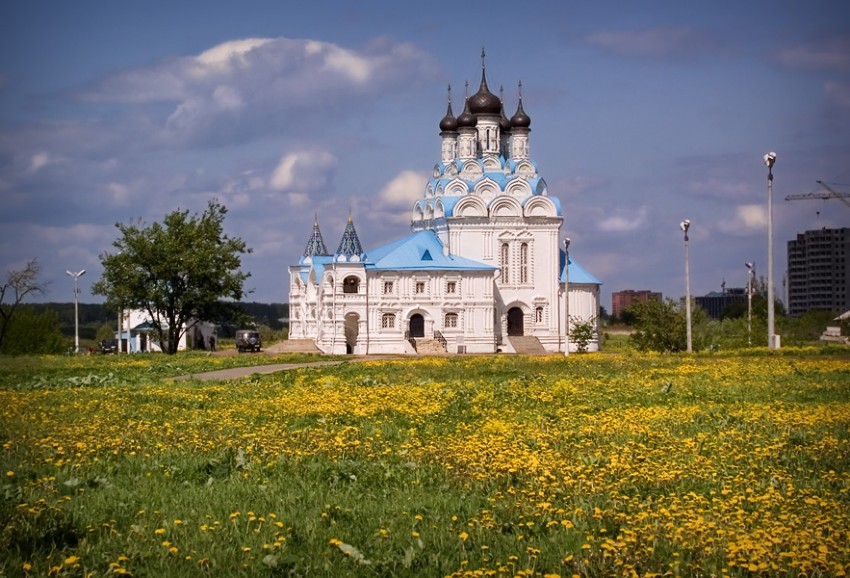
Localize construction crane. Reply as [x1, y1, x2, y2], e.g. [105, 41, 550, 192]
[785, 180, 850, 208]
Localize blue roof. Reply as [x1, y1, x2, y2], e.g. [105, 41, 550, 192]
[297, 255, 333, 283]
[366, 230, 495, 271]
[438, 196, 463, 216]
[559, 250, 603, 285]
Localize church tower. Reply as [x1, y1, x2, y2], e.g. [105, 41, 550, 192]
[411, 52, 569, 350]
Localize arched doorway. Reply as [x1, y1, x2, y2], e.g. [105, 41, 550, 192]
[507, 307, 524, 336]
[409, 314, 425, 338]
[344, 313, 359, 354]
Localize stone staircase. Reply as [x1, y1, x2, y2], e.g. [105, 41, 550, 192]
[267, 339, 323, 354]
[413, 339, 448, 355]
[508, 336, 548, 355]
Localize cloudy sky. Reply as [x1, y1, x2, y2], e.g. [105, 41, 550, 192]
[2, 1, 849, 310]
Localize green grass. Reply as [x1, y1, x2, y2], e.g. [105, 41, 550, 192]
[1, 349, 849, 577]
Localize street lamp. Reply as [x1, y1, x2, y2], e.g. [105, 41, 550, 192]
[65, 269, 86, 353]
[680, 220, 692, 353]
[746, 262, 755, 346]
[564, 237, 571, 356]
[764, 151, 778, 349]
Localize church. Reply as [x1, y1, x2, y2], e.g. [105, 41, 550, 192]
[288, 58, 602, 355]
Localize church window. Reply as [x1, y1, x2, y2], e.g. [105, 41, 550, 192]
[446, 281, 457, 294]
[382, 313, 396, 329]
[520, 243, 529, 284]
[343, 276, 359, 294]
[415, 281, 426, 294]
[500, 243, 510, 283]
[383, 281, 394, 294]
[445, 312, 458, 328]
[535, 306, 544, 323]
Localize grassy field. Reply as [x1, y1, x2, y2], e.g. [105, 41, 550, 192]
[1, 349, 849, 577]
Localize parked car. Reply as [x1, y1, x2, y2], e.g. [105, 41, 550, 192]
[235, 329, 262, 353]
[100, 340, 118, 354]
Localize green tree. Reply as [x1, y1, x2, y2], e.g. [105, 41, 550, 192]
[629, 298, 711, 353]
[92, 200, 252, 354]
[96, 323, 116, 344]
[0, 306, 66, 355]
[0, 259, 48, 350]
[570, 316, 597, 353]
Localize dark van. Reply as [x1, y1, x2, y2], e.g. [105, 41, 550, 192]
[235, 329, 262, 353]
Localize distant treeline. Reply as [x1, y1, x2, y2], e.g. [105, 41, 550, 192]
[30, 302, 289, 340]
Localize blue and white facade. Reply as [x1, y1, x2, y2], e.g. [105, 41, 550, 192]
[289, 63, 601, 354]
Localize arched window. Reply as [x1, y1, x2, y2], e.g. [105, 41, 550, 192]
[535, 306, 544, 323]
[500, 243, 510, 283]
[381, 313, 396, 329]
[520, 243, 529, 284]
[445, 312, 458, 328]
[343, 276, 359, 294]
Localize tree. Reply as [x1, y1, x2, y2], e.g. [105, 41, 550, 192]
[0, 307, 66, 355]
[92, 200, 252, 354]
[629, 298, 689, 353]
[570, 316, 597, 353]
[0, 259, 48, 350]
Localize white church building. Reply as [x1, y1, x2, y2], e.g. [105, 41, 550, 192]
[288, 60, 601, 355]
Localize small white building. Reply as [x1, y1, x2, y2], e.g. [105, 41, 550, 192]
[115, 309, 189, 353]
[289, 58, 602, 355]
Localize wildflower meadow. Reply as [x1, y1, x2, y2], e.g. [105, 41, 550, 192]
[1, 349, 848, 577]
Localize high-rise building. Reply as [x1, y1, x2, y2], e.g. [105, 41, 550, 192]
[695, 287, 747, 319]
[787, 227, 850, 316]
[611, 290, 661, 319]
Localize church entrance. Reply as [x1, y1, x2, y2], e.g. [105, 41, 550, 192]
[409, 314, 425, 338]
[507, 307, 524, 336]
[344, 313, 359, 354]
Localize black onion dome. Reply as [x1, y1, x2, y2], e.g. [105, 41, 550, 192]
[510, 96, 531, 128]
[457, 98, 476, 128]
[439, 101, 458, 132]
[468, 70, 502, 115]
[500, 103, 512, 132]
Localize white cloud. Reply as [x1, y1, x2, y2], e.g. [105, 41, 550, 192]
[319, 44, 373, 83]
[269, 149, 338, 192]
[598, 206, 648, 232]
[107, 182, 130, 203]
[29, 152, 50, 172]
[288, 193, 309, 206]
[776, 35, 850, 72]
[687, 177, 752, 201]
[582, 27, 709, 59]
[377, 170, 427, 208]
[79, 36, 435, 147]
[195, 38, 273, 71]
[717, 204, 766, 235]
[212, 85, 244, 110]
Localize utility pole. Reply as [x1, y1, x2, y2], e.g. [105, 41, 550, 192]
[764, 152, 778, 350]
[66, 269, 86, 353]
[680, 220, 692, 353]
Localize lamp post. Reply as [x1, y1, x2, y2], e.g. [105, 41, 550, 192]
[564, 237, 570, 356]
[764, 152, 778, 349]
[65, 269, 86, 353]
[746, 262, 755, 346]
[680, 220, 692, 353]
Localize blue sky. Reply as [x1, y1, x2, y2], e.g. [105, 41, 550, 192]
[2, 0, 849, 311]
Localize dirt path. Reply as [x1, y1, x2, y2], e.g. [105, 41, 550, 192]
[173, 360, 346, 381]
